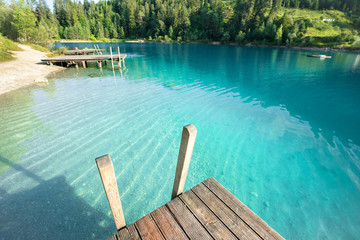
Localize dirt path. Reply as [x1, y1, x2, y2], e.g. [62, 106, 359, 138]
[0, 44, 65, 96]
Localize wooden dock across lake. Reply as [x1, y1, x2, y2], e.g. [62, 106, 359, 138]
[96, 125, 284, 240]
[65, 48, 105, 55]
[107, 177, 284, 240]
[41, 54, 126, 69]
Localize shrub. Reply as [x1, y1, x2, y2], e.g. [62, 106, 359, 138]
[221, 31, 230, 43]
[235, 31, 246, 43]
[164, 35, 172, 42]
[90, 34, 97, 41]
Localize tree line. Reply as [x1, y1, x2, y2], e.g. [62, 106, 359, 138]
[0, 0, 359, 46]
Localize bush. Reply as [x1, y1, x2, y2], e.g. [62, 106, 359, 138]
[220, 31, 230, 43]
[90, 34, 97, 41]
[235, 31, 246, 43]
[164, 35, 172, 42]
[156, 35, 163, 41]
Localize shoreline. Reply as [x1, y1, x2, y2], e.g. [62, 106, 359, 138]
[54, 38, 360, 52]
[0, 44, 65, 97]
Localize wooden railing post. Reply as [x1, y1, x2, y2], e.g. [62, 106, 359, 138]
[110, 46, 114, 71]
[96, 155, 126, 230]
[118, 46, 121, 69]
[172, 124, 197, 200]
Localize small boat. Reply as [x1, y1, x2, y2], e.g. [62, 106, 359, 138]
[307, 54, 332, 59]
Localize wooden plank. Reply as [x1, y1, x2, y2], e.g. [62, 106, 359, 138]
[192, 183, 260, 240]
[106, 235, 117, 240]
[118, 46, 122, 69]
[116, 228, 132, 240]
[41, 54, 127, 62]
[113, 224, 142, 240]
[166, 197, 212, 240]
[110, 46, 114, 71]
[172, 124, 197, 199]
[135, 214, 165, 240]
[95, 155, 126, 230]
[203, 177, 284, 240]
[179, 190, 237, 240]
[65, 49, 104, 55]
[150, 205, 189, 240]
[128, 224, 141, 240]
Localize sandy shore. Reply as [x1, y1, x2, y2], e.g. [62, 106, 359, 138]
[0, 44, 65, 96]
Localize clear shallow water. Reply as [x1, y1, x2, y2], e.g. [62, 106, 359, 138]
[1, 43, 360, 239]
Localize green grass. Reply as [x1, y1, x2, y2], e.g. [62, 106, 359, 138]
[0, 35, 22, 61]
[23, 43, 50, 52]
[276, 8, 359, 47]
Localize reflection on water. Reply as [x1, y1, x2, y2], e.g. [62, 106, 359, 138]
[0, 43, 360, 239]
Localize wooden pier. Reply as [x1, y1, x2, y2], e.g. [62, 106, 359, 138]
[96, 125, 284, 240]
[41, 54, 126, 69]
[65, 48, 104, 55]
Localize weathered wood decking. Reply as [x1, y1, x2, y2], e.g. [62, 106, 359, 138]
[107, 177, 284, 240]
[65, 48, 104, 55]
[41, 54, 126, 68]
[97, 125, 284, 240]
[41, 54, 126, 64]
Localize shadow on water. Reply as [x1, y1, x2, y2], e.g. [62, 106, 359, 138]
[0, 155, 113, 239]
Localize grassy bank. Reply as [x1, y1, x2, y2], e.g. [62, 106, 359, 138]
[23, 43, 50, 53]
[0, 35, 22, 61]
[278, 8, 359, 48]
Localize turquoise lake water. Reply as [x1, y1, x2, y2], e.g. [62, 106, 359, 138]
[0, 43, 360, 239]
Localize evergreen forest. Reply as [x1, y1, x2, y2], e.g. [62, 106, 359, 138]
[0, 0, 360, 48]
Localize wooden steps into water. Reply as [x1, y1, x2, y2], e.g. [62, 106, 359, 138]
[96, 125, 284, 240]
[106, 177, 284, 240]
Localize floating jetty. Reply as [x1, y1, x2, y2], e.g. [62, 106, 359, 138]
[307, 54, 332, 59]
[96, 125, 284, 240]
[41, 54, 126, 68]
[64, 48, 104, 55]
[42, 46, 125, 69]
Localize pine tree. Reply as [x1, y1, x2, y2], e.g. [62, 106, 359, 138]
[119, 26, 125, 39]
[168, 25, 174, 39]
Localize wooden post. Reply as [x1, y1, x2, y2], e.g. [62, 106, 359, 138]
[172, 124, 197, 199]
[82, 61, 86, 68]
[75, 62, 78, 69]
[110, 46, 114, 71]
[98, 61, 102, 69]
[117, 46, 121, 69]
[98, 44, 102, 55]
[96, 155, 126, 230]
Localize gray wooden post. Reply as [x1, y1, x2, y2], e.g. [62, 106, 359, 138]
[172, 124, 197, 199]
[96, 155, 126, 230]
[118, 46, 121, 69]
[110, 46, 114, 71]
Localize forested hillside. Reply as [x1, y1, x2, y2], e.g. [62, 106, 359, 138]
[0, 0, 359, 48]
